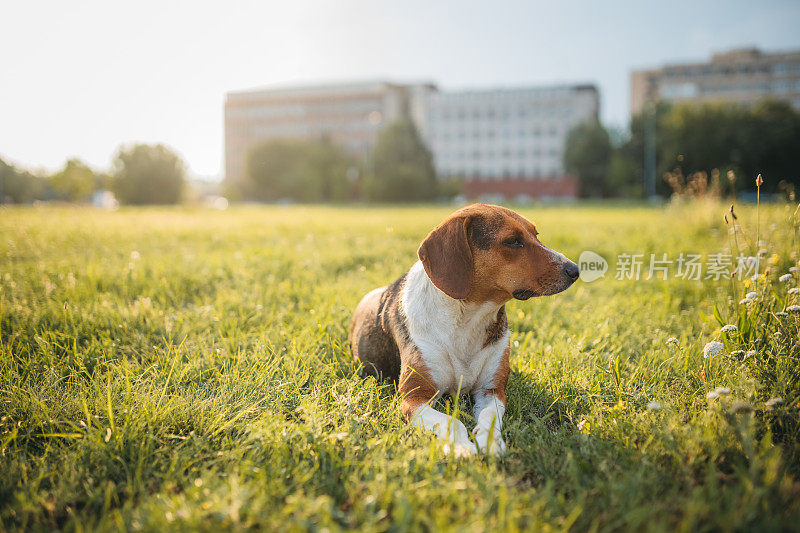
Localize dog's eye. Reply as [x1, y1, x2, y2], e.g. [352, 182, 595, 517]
[502, 237, 524, 249]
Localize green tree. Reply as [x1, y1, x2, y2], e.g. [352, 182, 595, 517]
[49, 159, 96, 202]
[0, 157, 45, 203]
[245, 139, 355, 202]
[113, 144, 185, 205]
[620, 100, 800, 196]
[563, 120, 612, 197]
[368, 119, 436, 202]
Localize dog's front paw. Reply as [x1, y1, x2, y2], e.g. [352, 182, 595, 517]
[473, 426, 506, 456]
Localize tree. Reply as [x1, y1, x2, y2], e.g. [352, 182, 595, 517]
[563, 121, 612, 197]
[113, 144, 185, 204]
[0, 157, 45, 203]
[49, 159, 96, 202]
[619, 100, 800, 196]
[367, 119, 436, 202]
[245, 139, 355, 202]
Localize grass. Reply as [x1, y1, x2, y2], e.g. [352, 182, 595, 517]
[1, 201, 799, 531]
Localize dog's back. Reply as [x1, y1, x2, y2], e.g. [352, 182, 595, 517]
[349, 275, 405, 381]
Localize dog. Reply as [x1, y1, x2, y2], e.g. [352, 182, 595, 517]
[349, 203, 579, 455]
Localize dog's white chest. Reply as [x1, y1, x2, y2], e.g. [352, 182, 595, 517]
[401, 261, 509, 395]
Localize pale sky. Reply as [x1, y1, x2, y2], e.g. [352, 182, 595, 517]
[2, 0, 799, 179]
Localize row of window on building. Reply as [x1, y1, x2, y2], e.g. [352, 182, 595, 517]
[427, 106, 576, 122]
[661, 61, 800, 78]
[427, 125, 564, 142]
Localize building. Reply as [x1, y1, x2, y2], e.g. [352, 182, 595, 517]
[415, 85, 599, 199]
[224, 81, 432, 187]
[225, 81, 600, 199]
[631, 48, 800, 115]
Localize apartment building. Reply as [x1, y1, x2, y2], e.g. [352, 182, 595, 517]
[631, 47, 800, 115]
[415, 85, 599, 199]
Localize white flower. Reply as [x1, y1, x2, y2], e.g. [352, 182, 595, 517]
[765, 397, 783, 410]
[745, 291, 758, 299]
[775, 312, 788, 317]
[130, 251, 141, 260]
[703, 341, 724, 358]
[720, 325, 737, 333]
[779, 273, 794, 282]
[666, 337, 679, 345]
[646, 401, 663, 411]
[729, 350, 745, 358]
[788, 305, 800, 313]
[739, 298, 753, 305]
[707, 387, 731, 399]
[576, 419, 587, 431]
[746, 350, 757, 358]
[790, 266, 800, 272]
[788, 288, 800, 295]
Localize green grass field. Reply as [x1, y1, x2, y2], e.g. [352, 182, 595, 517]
[2, 202, 799, 531]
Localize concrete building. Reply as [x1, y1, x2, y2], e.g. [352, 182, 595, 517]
[415, 85, 599, 199]
[224, 81, 432, 187]
[225, 80, 599, 199]
[631, 48, 800, 115]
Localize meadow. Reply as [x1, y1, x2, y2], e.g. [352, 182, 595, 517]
[1, 201, 799, 531]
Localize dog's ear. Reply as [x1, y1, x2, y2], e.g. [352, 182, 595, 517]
[417, 215, 473, 300]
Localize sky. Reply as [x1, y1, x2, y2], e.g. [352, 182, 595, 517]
[2, 0, 799, 179]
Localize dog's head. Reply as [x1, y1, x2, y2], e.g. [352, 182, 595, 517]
[417, 203, 579, 302]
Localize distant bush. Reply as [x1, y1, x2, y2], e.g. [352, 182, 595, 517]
[245, 139, 356, 202]
[113, 144, 186, 205]
[0, 157, 45, 203]
[48, 159, 97, 203]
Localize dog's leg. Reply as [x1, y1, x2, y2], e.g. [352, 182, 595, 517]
[399, 362, 474, 456]
[472, 391, 506, 456]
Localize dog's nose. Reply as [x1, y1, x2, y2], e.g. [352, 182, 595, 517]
[564, 261, 580, 281]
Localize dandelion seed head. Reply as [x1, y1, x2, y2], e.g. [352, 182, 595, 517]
[765, 397, 783, 409]
[646, 401, 663, 411]
[706, 386, 731, 399]
[703, 341, 724, 359]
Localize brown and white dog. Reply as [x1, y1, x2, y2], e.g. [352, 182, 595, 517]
[349, 204, 579, 455]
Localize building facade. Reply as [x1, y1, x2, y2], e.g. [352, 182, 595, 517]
[225, 81, 599, 199]
[224, 81, 431, 187]
[631, 48, 800, 115]
[415, 85, 599, 199]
